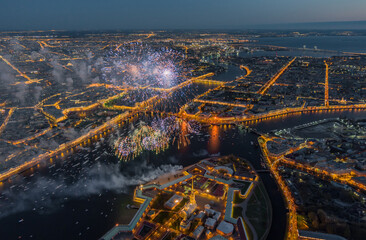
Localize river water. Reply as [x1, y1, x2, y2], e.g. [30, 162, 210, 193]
[2, 108, 366, 240]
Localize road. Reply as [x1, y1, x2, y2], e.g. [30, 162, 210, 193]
[257, 57, 296, 95]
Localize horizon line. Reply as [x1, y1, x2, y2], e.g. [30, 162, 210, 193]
[1, 20, 366, 32]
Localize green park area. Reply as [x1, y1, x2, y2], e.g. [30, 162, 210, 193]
[245, 182, 272, 240]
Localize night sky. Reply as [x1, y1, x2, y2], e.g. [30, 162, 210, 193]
[0, 0, 365, 30]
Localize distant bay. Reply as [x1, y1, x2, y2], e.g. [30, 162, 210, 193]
[249, 36, 366, 53]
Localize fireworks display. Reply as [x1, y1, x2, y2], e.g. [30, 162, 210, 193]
[101, 42, 203, 161]
[100, 43, 185, 88]
[114, 117, 201, 161]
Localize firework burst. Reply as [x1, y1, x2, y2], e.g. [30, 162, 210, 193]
[114, 117, 201, 161]
[100, 43, 185, 88]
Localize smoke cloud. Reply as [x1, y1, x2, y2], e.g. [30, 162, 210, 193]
[0, 162, 182, 219]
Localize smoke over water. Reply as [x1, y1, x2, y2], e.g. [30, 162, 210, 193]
[0, 162, 182, 219]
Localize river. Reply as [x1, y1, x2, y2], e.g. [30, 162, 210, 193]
[1, 109, 366, 239]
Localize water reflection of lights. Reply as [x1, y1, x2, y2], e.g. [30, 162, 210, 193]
[208, 125, 220, 153]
